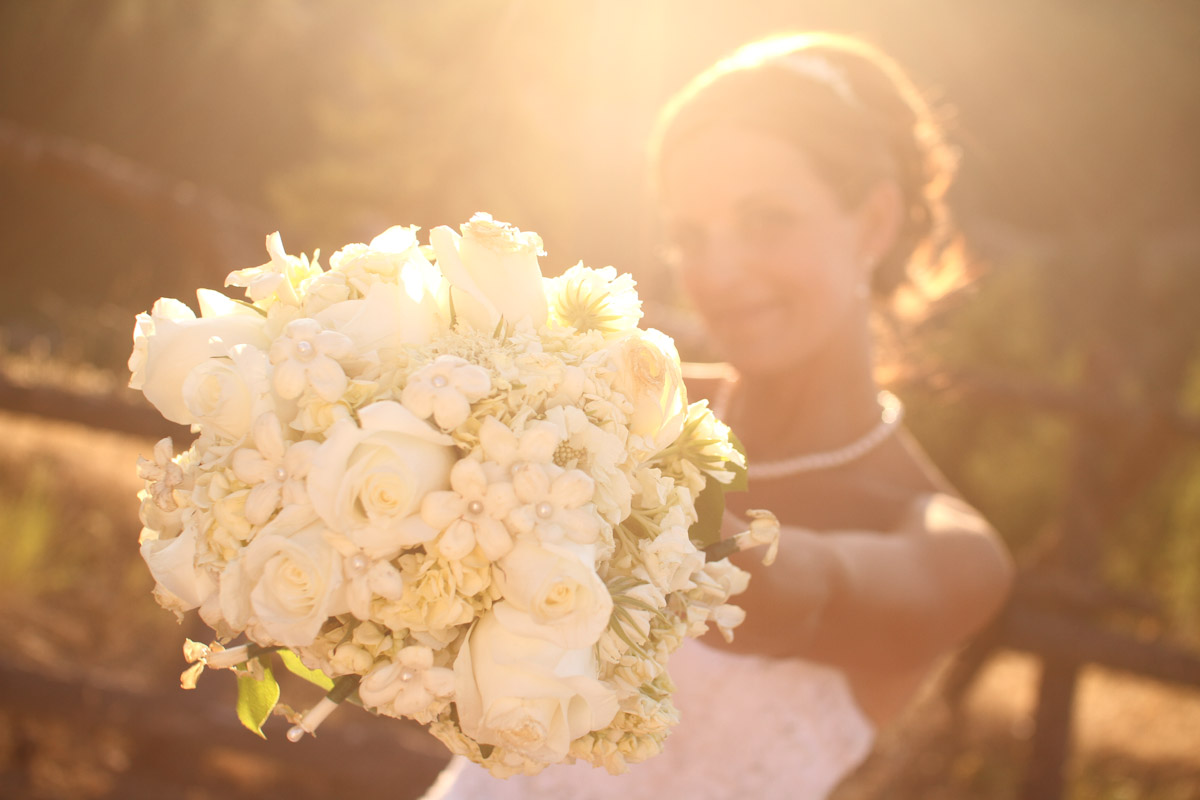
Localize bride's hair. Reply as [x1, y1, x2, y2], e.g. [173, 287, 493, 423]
[651, 32, 962, 308]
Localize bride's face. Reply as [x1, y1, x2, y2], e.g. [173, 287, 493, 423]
[659, 126, 873, 374]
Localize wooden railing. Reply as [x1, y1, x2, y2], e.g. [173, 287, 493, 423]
[3, 363, 1199, 798]
[0, 652, 447, 800]
[906, 359, 1200, 800]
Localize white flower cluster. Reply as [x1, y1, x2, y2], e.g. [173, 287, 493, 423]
[130, 214, 754, 777]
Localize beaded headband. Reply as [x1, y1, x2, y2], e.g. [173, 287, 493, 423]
[776, 53, 860, 108]
[714, 41, 860, 109]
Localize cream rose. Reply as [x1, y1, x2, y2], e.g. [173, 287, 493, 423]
[453, 611, 618, 766]
[492, 541, 611, 649]
[180, 344, 271, 441]
[129, 290, 270, 426]
[139, 508, 216, 613]
[430, 213, 548, 332]
[306, 401, 456, 559]
[606, 328, 688, 451]
[218, 506, 348, 647]
[330, 224, 444, 306]
[314, 277, 440, 357]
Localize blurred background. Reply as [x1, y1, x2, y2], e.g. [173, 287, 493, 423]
[1, 1, 1198, 798]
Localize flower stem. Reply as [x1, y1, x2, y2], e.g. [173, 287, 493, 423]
[286, 674, 362, 742]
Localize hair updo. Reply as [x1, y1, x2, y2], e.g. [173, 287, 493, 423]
[651, 32, 958, 302]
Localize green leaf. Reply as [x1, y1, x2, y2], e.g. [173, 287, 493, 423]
[689, 476, 726, 549]
[278, 649, 334, 691]
[230, 297, 268, 316]
[613, 594, 660, 615]
[609, 607, 649, 657]
[235, 661, 280, 739]
[606, 575, 642, 594]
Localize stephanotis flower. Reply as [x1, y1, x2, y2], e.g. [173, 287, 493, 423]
[230, 412, 318, 526]
[180, 638, 256, 690]
[269, 318, 355, 401]
[637, 524, 704, 594]
[329, 543, 405, 621]
[420, 458, 518, 561]
[542, 404, 632, 525]
[358, 646, 455, 723]
[137, 437, 184, 512]
[401, 355, 492, 430]
[507, 462, 600, 546]
[477, 416, 559, 469]
[225, 231, 321, 307]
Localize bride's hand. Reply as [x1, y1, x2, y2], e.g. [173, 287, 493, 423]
[712, 518, 841, 658]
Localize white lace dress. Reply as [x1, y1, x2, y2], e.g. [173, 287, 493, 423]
[420, 638, 875, 800]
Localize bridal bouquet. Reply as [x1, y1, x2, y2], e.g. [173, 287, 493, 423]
[130, 214, 775, 777]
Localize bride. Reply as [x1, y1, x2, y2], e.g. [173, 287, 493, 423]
[423, 32, 1013, 799]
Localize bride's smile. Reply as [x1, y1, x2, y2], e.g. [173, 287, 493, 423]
[659, 126, 874, 375]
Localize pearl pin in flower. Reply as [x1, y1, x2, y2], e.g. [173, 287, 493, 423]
[400, 355, 491, 430]
[347, 553, 370, 577]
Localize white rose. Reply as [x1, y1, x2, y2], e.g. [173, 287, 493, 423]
[180, 344, 271, 441]
[329, 226, 418, 290]
[606, 328, 688, 451]
[129, 290, 270, 426]
[139, 508, 216, 612]
[454, 611, 618, 766]
[331, 225, 444, 302]
[306, 401, 456, 559]
[492, 541, 611, 649]
[218, 506, 348, 647]
[314, 277, 440, 357]
[430, 213, 548, 332]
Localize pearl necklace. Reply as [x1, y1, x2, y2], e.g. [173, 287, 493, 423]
[712, 380, 904, 480]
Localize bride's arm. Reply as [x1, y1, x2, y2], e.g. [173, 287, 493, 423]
[720, 493, 1014, 675]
